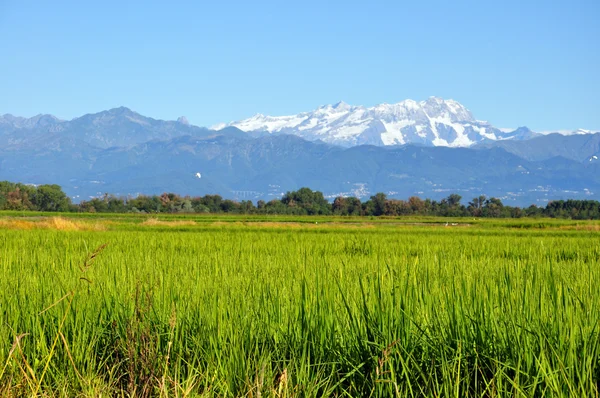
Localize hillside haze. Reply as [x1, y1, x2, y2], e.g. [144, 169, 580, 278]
[0, 102, 599, 206]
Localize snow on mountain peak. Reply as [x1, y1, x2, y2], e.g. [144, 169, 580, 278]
[420, 97, 474, 123]
[217, 98, 540, 147]
[333, 101, 351, 110]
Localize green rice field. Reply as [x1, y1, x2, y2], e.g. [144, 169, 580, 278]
[1, 214, 599, 396]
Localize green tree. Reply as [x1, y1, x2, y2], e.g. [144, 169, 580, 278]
[468, 195, 486, 217]
[332, 196, 349, 215]
[281, 187, 331, 215]
[365, 193, 387, 216]
[107, 196, 127, 213]
[256, 200, 266, 210]
[181, 200, 194, 213]
[33, 184, 70, 212]
[408, 196, 425, 214]
[346, 197, 363, 215]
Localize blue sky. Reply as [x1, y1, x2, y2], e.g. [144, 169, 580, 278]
[0, 0, 598, 131]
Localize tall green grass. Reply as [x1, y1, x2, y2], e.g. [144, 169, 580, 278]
[1, 222, 599, 396]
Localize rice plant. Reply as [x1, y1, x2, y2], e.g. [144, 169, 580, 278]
[0, 217, 599, 396]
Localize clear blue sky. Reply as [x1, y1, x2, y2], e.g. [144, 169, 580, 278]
[1, 0, 598, 131]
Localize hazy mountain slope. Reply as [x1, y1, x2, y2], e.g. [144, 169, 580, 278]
[0, 107, 247, 150]
[1, 131, 595, 205]
[475, 132, 600, 162]
[1, 106, 598, 206]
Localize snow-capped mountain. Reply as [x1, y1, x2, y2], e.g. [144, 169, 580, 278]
[214, 97, 538, 147]
[1, 105, 600, 205]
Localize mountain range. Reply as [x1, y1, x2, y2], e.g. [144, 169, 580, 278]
[214, 97, 540, 147]
[1, 99, 598, 206]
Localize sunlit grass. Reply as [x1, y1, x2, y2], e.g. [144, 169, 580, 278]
[0, 215, 599, 396]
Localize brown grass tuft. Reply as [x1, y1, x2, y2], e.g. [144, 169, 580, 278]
[558, 224, 600, 231]
[211, 221, 377, 229]
[142, 218, 196, 227]
[0, 217, 106, 231]
[0, 219, 36, 230]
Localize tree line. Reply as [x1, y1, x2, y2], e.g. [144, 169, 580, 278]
[0, 181, 599, 219]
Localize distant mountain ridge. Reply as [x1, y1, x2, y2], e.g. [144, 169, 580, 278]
[475, 133, 600, 162]
[215, 97, 598, 148]
[0, 107, 248, 149]
[214, 97, 545, 147]
[0, 105, 599, 206]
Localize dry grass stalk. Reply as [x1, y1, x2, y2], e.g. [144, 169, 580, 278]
[0, 217, 106, 231]
[142, 218, 196, 227]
